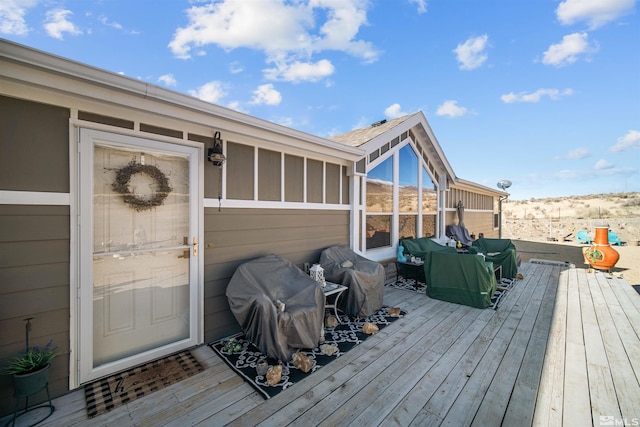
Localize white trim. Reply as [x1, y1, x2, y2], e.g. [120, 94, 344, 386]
[75, 128, 203, 385]
[68, 123, 79, 388]
[203, 199, 350, 210]
[0, 190, 70, 205]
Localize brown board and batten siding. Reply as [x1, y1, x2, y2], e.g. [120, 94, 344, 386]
[445, 210, 498, 239]
[1, 61, 357, 418]
[202, 208, 350, 342]
[0, 95, 71, 415]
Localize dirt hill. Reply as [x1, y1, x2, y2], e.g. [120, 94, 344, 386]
[503, 192, 640, 244]
[502, 192, 639, 286]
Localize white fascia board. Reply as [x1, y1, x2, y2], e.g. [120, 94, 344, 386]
[0, 40, 363, 161]
[454, 178, 508, 197]
[413, 112, 457, 181]
[359, 113, 423, 154]
[358, 112, 457, 182]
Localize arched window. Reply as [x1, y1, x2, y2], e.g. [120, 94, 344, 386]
[365, 142, 440, 251]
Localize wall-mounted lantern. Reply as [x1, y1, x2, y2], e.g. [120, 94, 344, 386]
[208, 131, 226, 167]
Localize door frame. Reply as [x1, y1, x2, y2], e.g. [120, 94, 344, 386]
[71, 127, 204, 386]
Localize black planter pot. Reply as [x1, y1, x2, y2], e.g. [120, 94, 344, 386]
[6, 364, 55, 427]
[12, 364, 50, 397]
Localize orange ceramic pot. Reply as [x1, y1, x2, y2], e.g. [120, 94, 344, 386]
[582, 227, 620, 271]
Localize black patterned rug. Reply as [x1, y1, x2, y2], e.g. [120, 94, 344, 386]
[209, 306, 406, 399]
[387, 276, 517, 310]
[84, 350, 204, 418]
[490, 278, 517, 310]
[386, 276, 426, 293]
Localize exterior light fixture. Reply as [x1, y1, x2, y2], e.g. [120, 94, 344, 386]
[497, 180, 512, 239]
[208, 131, 226, 167]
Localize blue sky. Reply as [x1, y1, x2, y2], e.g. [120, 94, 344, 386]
[1, 0, 638, 200]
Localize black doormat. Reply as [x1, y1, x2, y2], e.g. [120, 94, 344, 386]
[209, 306, 406, 399]
[84, 350, 204, 418]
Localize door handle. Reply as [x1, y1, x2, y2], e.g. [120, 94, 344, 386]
[193, 237, 198, 257]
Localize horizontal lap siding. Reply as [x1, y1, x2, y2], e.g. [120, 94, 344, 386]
[0, 205, 70, 416]
[203, 208, 350, 342]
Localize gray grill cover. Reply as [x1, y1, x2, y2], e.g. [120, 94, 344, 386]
[226, 254, 325, 362]
[319, 245, 385, 317]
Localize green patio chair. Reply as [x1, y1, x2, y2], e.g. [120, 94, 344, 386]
[471, 238, 518, 279]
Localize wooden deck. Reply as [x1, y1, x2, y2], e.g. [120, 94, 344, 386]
[6, 262, 640, 426]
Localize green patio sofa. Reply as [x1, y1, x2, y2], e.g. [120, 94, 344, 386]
[400, 236, 478, 259]
[425, 251, 497, 309]
[398, 237, 460, 283]
[399, 237, 497, 308]
[471, 238, 518, 279]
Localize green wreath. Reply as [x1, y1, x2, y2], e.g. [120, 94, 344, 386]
[112, 161, 172, 211]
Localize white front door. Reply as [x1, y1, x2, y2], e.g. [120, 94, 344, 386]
[78, 128, 201, 384]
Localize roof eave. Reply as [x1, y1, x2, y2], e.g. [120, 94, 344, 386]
[0, 39, 363, 160]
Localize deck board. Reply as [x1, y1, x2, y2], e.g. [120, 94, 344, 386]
[6, 262, 640, 427]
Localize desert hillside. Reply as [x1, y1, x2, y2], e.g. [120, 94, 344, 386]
[503, 192, 640, 244]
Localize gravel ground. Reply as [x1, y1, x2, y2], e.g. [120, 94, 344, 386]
[512, 239, 639, 286]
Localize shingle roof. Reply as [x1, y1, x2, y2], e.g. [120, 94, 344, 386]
[328, 113, 418, 147]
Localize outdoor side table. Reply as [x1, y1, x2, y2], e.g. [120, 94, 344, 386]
[396, 260, 425, 284]
[322, 282, 347, 324]
[493, 264, 502, 282]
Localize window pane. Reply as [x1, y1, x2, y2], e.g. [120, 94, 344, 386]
[399, 214, 417, 239]
[367, 157, 392, 212]
[366, 215, 391, 249]
[399, 145, 418, 213]
[422, 167, 437, 211]
[422, 214, 436, 238]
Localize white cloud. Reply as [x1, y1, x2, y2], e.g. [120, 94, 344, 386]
[436, 100, 468, 118]
[168, 0, 378, 84]
[158, 74, 177, 87]
[264, 59, 335, 82]
[609, 130, 640, 152]
[384, 103, 408, 119]
[453, 34, 489, 70]
[229, 61, 244, 74]
[542, 32, 596, 67]
[0, 0, 37, 35]
[409, 0, 427, 14]
[168, 0, 379, 67]
[595, 159, 614, 170]
[188, 81, 228, 103]
[99, 15, 139, 35]
[44, 9, 82, 40]
[556, 0, 636, 29]
[226, 100, 247, 113]
[501, 88, 574, 103]
[565, 147, 591, 159]
[250, 83, 282, 106]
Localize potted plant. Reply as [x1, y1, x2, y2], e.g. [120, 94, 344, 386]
[3, 318, 58, 397]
